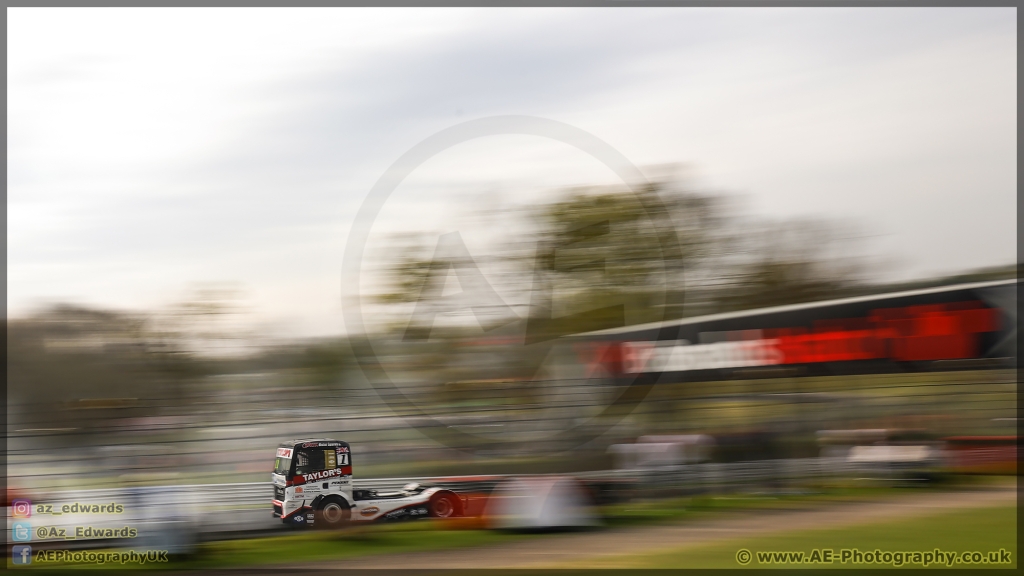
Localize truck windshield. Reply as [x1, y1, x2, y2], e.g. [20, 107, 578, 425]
[294, 449, 327, 475]
[274, 457, 291, 475]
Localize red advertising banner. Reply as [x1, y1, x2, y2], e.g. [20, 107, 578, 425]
[577, 280, 1015, 380]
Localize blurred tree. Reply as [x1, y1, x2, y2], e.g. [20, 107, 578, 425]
[373, 174, 873, 339]
[6, 285, 254, 440]
[710, 217, 868, 312]
[374, 177, 733, 338]
[374, 233, 438, 307]
[295, 338, 354, 389]
[526, 179, 732, 336]
[147, 283, 251, 358]
[7, 305, 191, 438]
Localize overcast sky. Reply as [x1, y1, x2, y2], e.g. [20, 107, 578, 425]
[7, 8, 1016, 337]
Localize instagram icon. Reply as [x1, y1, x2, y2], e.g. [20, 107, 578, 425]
[12, 499, 31, 518]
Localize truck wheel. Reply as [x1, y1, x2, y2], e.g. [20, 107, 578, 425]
[429, 492, 459, 518]
[315, 497, 351, 529]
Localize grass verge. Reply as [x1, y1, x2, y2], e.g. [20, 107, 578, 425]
[560, 504, 1017, 569]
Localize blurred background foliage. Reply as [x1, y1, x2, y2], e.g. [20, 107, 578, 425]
[375, 175, 877, 335]
[6, 173, 1015, 471]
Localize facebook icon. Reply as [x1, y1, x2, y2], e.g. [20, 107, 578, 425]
[12, 545, 32, 565]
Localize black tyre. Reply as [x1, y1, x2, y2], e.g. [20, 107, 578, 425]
[429, 492, 460, 518]
[315, 497, 351, 529]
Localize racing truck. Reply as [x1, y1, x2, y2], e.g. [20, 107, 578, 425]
[271, 438, 464, 528]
